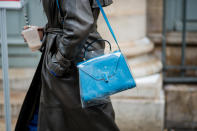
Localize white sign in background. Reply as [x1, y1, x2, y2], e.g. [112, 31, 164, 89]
[0, 0, 24, 9]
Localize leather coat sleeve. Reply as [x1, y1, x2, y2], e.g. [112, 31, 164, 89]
[57, 0, 94, 61]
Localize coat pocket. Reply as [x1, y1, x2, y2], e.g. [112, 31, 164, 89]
[91, 0, 113, 8]
[46, 50, 72, 77]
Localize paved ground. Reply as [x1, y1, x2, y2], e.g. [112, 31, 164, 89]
[0, 118, 17, 131]
[0, 90, 26, 104]
[0, 90, 26, 117]
[0, 90, 26, 131]
[0, 118, 168, 131]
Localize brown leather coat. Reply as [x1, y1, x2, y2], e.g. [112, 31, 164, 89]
[15, 0, 120, 131]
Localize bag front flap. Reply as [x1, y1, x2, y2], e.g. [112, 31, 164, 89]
[77, 51, 121, 81]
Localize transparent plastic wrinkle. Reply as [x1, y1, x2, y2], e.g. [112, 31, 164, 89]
[80, 96, 110, 108]
[84, 49, 107, 60]
[22, 26, 42, 52]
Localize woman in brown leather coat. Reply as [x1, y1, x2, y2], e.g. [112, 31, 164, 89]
[15, 0, 120, 131]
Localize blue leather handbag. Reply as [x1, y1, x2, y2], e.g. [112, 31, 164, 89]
[77, 0, 136, 107]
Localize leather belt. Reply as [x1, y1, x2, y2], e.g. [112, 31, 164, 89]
[39, 27, 63, 52]
[45, 27, 63, 34]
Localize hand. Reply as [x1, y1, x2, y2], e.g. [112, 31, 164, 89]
[21, 25, 44, 42]
[37, 27, 44, 41]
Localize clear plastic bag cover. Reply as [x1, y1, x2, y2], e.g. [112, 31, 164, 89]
[84, 49, 108, 60]
[79, 49, 111, 108]
[78, 50, 136, 108]
[80, 96, 111, 108]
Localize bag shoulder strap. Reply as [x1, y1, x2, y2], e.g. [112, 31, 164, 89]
[95, 0, 121, 51]
[56, 0, 64, 24]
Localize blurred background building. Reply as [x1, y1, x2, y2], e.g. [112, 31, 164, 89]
[0, 0, 197, 131]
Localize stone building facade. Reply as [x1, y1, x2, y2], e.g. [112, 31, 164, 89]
[147, 0, 197, 130]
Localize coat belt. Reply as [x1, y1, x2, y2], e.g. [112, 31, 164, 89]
[39, 27, 63, 52]
[45, 27, 63, 35]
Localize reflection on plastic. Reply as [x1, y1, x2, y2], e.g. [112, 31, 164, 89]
[84, 49, 105, 60]
[77, 50, 136, 108]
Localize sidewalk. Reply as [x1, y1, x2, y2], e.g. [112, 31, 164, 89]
[0, 118, 17, 131]
[0, 90, 26, 131]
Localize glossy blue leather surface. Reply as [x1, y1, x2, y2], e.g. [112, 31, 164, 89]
[77, 50, 136, 102]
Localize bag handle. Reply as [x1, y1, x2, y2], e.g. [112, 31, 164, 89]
[83, 39, 112, 59]
[56, 0, 121, 51]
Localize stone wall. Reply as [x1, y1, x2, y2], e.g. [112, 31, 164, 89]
[147, 0, 163, 33]
[165, 85, 197, 129]
[146, 1, 197, 130]
[98, 0, 146, 43]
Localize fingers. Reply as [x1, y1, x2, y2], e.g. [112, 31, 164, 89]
[37, 27, 43, 30]
[23, 25, 31, 30]
[37, 27, 44, 40]
[24, 25, 43, 30]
